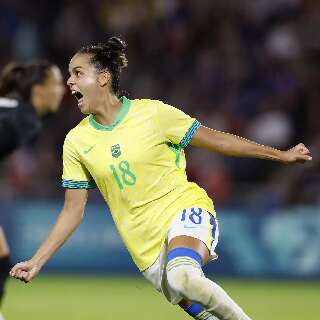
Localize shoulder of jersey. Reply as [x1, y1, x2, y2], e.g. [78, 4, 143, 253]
[132, 98, 161, 105]
[131, 98, 162, 111]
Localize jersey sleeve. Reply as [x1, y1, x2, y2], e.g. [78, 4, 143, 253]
[62, 137, 96, 189]
[155, 100, 201, 148]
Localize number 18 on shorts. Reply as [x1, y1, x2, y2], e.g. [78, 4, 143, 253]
[167, 208, 219, 259]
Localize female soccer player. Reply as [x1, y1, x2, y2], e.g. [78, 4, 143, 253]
[10, 37, 312, 320]
[0, 61, 65, 319]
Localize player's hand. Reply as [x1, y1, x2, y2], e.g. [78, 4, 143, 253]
[280, 143, 312, 164]
[9, 260, 41, 283]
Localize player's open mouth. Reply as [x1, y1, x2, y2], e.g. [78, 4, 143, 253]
[71, 90, 84, 107]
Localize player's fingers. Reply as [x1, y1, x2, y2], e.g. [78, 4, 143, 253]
[298, 146, 310, 154]
[25, 271, 36, 282]
[10, 265, 20, 276]
[302, 154, 312, 160]
[22, 271, 33, 283]
[293, 143, 308, 152]
[296, 143, 307, 150]
[10, 261, 29, 272]
[14, 269, 24, 279]
[12, 266, 27, 279]
[297, 154, 312, 162]
[9, 267, 20, 277]
[10, 262, 29, 277]
[25, 268, 36, 281]
[12, 270, 29, 283]
[19, 271, 29, 281]
[293, 143, 308, 153]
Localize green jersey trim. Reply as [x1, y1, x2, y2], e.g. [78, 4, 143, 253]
[168, 143, 182, 168]
[62, 179, 97, 189]
[179, 120, 201, 148]
[89, 96, 131, 131]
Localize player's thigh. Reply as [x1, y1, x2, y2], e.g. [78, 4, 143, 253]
[0, 227, 10, 256]
[167, 208, 219, 266]
[168, 235, 210, 265]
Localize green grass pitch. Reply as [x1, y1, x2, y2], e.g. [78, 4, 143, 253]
[3, 275, 320, 319]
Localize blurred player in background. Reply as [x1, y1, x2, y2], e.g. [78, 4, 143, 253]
[10, 37, 312, 320]
[0, 61, 65, 319]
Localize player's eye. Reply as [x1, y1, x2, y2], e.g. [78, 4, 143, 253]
[75, 70, 82, 77]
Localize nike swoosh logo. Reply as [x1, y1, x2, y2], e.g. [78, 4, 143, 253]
[84, 145, 96, 154]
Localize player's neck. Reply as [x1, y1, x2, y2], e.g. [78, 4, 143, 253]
[92, 94, 121, 126]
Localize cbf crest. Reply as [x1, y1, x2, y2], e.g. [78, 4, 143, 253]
[111, 144, 121, 158]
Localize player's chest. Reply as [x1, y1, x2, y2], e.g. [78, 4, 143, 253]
[78, 121, 161, 178]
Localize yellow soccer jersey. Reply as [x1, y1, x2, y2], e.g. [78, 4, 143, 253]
[62, 96, 215, 271]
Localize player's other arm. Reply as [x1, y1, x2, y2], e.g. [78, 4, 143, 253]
[190, 126, 312, 164]
[10, 188, 88, 283]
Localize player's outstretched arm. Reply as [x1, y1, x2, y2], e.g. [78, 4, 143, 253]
[190, 126, 312, 164]
[10, 188, 88, 283]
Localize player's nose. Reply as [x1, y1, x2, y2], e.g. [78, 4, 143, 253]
[67, 76, 74, 87]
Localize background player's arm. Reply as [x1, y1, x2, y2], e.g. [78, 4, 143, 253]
[190, 126, 312, 163]
[10, 188, 88, 282]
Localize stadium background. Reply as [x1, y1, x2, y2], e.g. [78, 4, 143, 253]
[0, 0, 319, 319]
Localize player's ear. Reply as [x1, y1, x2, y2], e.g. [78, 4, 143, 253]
[97, 71, 111, 88]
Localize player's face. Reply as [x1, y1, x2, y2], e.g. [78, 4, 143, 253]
[40, 66, 65, 113]
[67, 53, 109, 115]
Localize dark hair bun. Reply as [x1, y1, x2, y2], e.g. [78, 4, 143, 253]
[107, 36, 127, 52]
[106, 36, 128, 69]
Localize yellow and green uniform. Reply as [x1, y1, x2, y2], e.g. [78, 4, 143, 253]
[62, 97, 215, 271]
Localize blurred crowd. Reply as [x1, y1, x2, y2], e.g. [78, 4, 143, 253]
[0, 0, 319, 210]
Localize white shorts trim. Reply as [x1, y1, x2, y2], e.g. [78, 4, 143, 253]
[142, 208, 219, 304]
